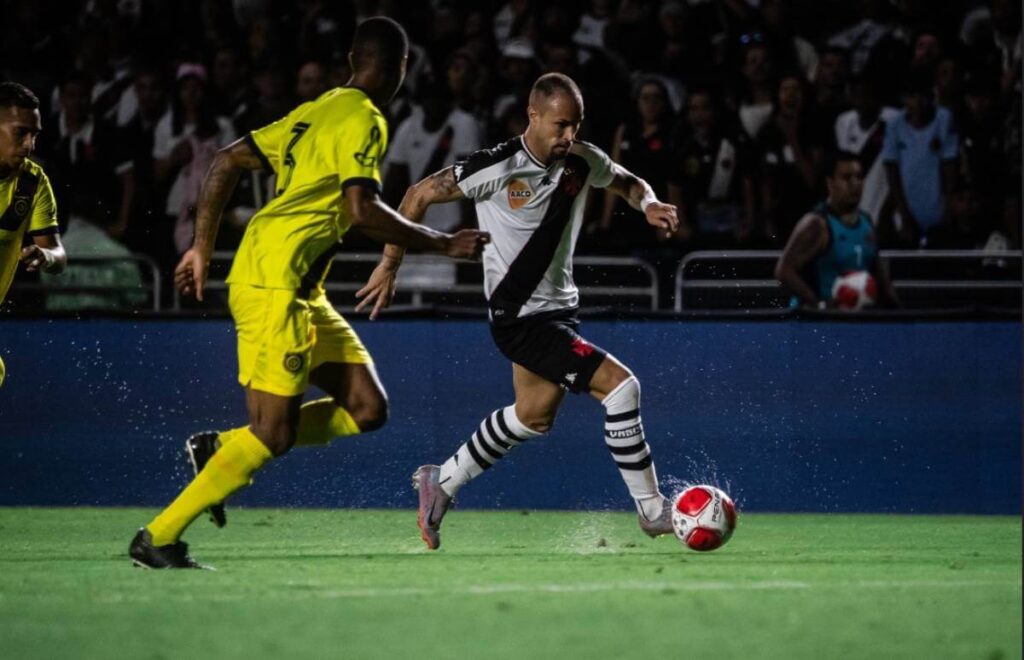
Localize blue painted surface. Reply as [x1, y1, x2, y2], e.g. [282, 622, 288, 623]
[0, 319, 1019, 513]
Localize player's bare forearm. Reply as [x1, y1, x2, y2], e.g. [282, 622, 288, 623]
[193, 139, 264, 255]
[384, 166, 466, 266]
[350, 183, 448, 253]
[607, 164, 655, 212]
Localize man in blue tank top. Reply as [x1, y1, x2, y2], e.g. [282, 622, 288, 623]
[775, 151, 900, 308]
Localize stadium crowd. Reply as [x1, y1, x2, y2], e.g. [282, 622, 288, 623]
[1, 0, 1020, 303]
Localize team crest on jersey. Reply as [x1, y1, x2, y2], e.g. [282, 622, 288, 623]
[507, 179, 533, 209]
[283, 353, 305, 374]
[560, 167, 583, 196]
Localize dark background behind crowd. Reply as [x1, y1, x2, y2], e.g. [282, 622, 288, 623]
[1, 0, 1020, 296]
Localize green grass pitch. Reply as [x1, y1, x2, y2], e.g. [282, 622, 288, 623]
[0, 508, 1019, 660]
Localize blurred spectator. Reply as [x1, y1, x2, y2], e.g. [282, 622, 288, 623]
[735, 40, 775, 140]
[925, 181, 995, 249]
[237, 66, 290, 134]
[494, 0, 535, 48]
[295, 60, 328, 102]
[959, 0, 1022, 95]
[74, 26, 134, 123]
[882, 68, 959, 247]
[152, 63, 236, 255]
[446, 50, 486, 118]
[114, 66, 169, 258]
[492, 39, 540, 131]
[775, 152, 899, 309]
[755, 73, 823, 244]
[759, 0, 818, 82]
[813, 46, 851, 147]
[958, 71, 1016, 245]
[382, 81, 482, 233]
[834, 76, 900, 241]
[672, 87, 756, 249]
[935, 55, 964, 114]
[210, 46, 252, 122]
[910, 28, 943, 72]
[573, 0, 612, 53]
[598, 78, 680, 249]
[828, 0, 902, 74]
[35, 72, 128, 232]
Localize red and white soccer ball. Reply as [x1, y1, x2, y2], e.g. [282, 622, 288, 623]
[671, 485, 737, 552]
[831, 270, 878, 310]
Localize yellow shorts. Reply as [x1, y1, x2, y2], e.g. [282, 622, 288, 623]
[229, 284, 372, 397]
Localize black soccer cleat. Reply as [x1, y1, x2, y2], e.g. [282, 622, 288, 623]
[185, 431, 226, 528]
[129, 529, 211, 570]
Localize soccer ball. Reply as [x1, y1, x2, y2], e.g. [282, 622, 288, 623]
[671, 485, 737, 552]
[831, 270, 877, 310]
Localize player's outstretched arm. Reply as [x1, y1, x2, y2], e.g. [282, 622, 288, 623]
[356, 167, 469, 319]
[174, 138, 264, 301]
[605, 163, 679, 239]
[774, 213, 828, 308]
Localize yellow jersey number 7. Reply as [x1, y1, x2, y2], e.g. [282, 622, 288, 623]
[276, 121, 311, 195]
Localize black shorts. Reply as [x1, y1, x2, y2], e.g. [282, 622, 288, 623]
[489, 308, 607, 394]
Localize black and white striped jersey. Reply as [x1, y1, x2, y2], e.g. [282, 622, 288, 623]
[454, 136, 615, 323]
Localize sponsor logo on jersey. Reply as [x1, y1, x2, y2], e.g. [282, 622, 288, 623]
[570, 337, 594, 357]
[507, 179, 533, 209]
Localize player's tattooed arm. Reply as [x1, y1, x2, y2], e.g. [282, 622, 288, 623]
[774, 213, 829, 307]
[606, 163, 679, 238]
[380, 166, 467, 268]
[174, 138, 263, 301]
[191, 138, 262, 255]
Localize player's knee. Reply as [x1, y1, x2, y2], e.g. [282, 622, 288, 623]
[602, 374, 640, 409]
[346, 386, 389, 431]
[250, 418, 297, 456]
[518, 410, 556, 434]
[349, 394, 389, 433]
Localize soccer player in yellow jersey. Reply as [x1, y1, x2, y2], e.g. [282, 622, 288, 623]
[129, 17, 489, 569]
[0, 82, 67, 387]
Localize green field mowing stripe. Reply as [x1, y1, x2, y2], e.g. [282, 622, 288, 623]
[0, 508, 1019, 660]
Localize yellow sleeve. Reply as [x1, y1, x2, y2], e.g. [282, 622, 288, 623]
[27, 170, 58, 235]
[335, 109, 389, 194]
[246, 114, 292, 174]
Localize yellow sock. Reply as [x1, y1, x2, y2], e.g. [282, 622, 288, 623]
[216, 427, 246, 447]
[147, 428, 272, 545]
[294, 398, 361, 446]
[216, 398, 358, 450]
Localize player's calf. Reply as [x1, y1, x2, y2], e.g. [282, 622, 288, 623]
[600, 375, 668, 532]
[346, 394, 389, 433]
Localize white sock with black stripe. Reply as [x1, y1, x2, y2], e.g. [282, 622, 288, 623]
[602, 376, 664, 520]
[438, 405, 541, 497]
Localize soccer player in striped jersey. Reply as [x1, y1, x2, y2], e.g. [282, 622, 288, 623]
[0, 82, 67, 387]
[129, 18, 489, 569]
[357, 73, 680, 549]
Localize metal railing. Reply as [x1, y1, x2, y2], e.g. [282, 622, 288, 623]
[172, 252, 660, 312]
[674, 249, 1023, 311]
[9, 254, 163, 311]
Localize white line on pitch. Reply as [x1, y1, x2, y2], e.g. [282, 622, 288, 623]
[87, 578, 1021, 604]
